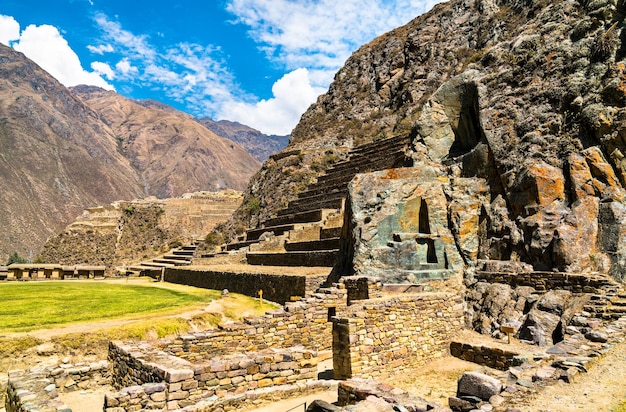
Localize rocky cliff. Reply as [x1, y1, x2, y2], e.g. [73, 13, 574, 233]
[236, 0, 626, 279]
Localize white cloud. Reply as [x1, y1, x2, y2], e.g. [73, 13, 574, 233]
[115, 58, 138, 76]
[0, 15, 20, 46]
[91, 61, 115, 80]
[87, 43, 114, 54]
[217, 68, 324, 135]
[3, 18, 113, 90]
[226, 0, 443, 88]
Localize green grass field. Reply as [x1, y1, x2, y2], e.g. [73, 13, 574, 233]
[0, 280, 221, 332]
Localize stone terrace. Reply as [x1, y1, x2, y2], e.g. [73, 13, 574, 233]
[225, 134, 413, 268]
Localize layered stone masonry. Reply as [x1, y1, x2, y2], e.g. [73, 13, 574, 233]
[333, 293, 464, 379]
[164, 267, 329, 305]
[107, 342, 321, 411]
[449, 342, 521, 371]
[475, 270, 616, 293]
[5, 360, 110, 412]
[158, 285, 347, 360]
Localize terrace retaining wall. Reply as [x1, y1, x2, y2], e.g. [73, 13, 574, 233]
[164, 267, 328, 304]
[332, 293, 464, 379]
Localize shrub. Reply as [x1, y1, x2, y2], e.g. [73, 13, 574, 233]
[6, 252, 27, 265]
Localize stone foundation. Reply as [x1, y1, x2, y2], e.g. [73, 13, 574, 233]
[449, 342, 521, 370]
[158, 285, 347, 360]
[107, 342, 320, 410]
[474, 270, 615, 293]
[5, 360, 110, 412]
[332, 293, 464, 379]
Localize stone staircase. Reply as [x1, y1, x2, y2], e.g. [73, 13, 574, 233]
[122, 243, 199, 276]
[224, 134, 412, 267]
[583, 285, 626, 320]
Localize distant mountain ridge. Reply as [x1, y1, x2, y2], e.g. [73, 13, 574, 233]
[197, 118, 290, 162]
[0, 44, 261, 262]
[71, 85, 260, 198]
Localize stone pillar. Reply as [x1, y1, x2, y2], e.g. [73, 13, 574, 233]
[332, 318, 363, 379]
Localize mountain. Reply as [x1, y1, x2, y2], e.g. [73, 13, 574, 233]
[0, 44, 144, 262]
[72, 86, 261, 198]
[0, 45, 260, 263]
[230, 0, 626, 277]
[197, 118, 290, 162]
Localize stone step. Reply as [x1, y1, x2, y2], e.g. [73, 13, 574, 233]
[321, 227, 342, 239]
[286, 192, 346, 214]
[316, 155, 407, 185]
[139, 261, 176, 268]
[290, 191, 346, 209]
[246, 224, 295, 241]
[171, 250, 195, 256]
[326, 149, 408, 174]
[246, 250, 339, 267]
[154, 258, 191, 266]
[224, 239, 258, 251]
[347, 134, 411, 155]
[277, 197, 344, 217]
[284, 237, 341, 252]
[127, 265, 161, 273]
[584, 305, 626, 314]
[296, 183, 348, 200]
[261, 209, 326, 228]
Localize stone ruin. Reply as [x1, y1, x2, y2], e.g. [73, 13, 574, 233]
[7, 129, 626, 411]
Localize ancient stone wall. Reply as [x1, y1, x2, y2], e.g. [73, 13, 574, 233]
[107, 342, 320, 411]
[475, 271, 615, 293]
[5, 360, 110, 412]
[332, 293, 464, 379]
[449, 342, 520, 371]
[158, 285, 347, 360]
[164, 267, 328, 304]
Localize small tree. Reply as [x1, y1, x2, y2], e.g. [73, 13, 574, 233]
[6, 252, 27, 265]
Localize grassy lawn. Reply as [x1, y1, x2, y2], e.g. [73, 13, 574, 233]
[0, 279, 221, 333]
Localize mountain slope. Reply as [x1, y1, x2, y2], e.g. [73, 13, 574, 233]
[72, 86, 261, 198]
[197, 118, 290, 162]
[231, 0, 626, 277]
[0, 45, 262, 263]
[0, 44, 144, 261]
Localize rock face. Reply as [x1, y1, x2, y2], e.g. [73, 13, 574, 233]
[0, 44, 143, 263]
[346, 167, 467, 286]
[239, 0, 626, 279]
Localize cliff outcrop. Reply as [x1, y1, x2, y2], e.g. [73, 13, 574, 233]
[237, 0, 626, 278]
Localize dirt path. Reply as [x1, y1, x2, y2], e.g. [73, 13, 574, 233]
[517, 339, 626, 411]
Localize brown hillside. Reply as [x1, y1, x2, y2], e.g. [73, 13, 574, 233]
[71, 86, 261, 198]
[0, 44, 143, 262]
[197, 118, 290, 162]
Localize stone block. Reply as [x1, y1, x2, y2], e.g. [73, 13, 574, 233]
[166, 369, 194, 383]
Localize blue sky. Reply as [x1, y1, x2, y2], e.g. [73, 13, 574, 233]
[0, 0, 442, 135]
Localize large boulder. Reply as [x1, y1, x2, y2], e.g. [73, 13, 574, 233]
[457, 372, 502, 401]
